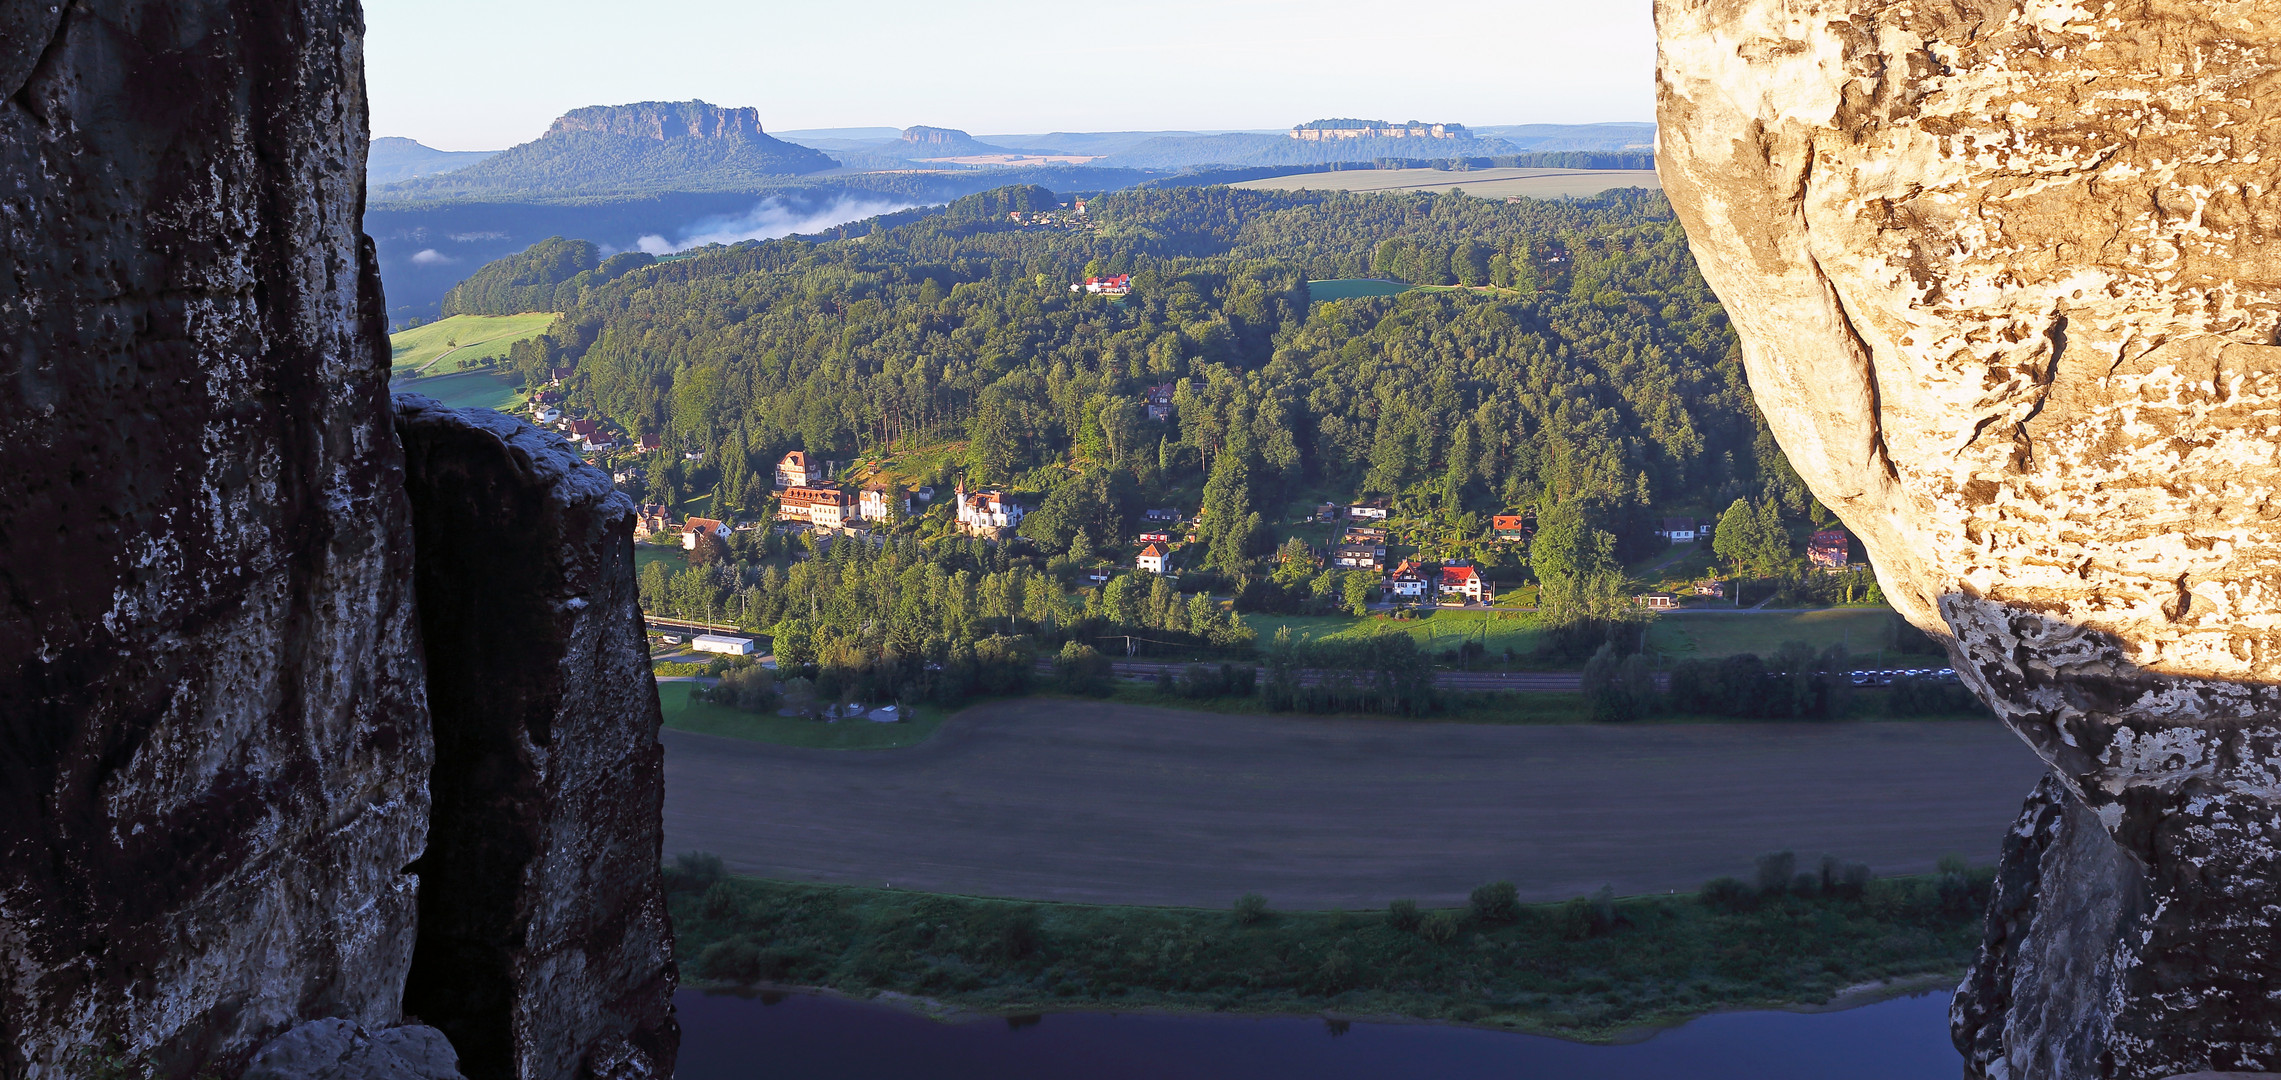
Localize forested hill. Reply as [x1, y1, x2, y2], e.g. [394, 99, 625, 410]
[379, 101, 838, 198]
[503, 183, 1809, 569]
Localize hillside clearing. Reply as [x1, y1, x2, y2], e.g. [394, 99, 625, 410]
[388, 312, 557, 377]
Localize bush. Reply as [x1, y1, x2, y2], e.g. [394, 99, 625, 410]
[1755, 851, 1798, 896]
[1386, 898, 1422, 931]
[1700, 876, 1752, 911]
[1819, 855, 1874, 899]
[1418, 909, 1463, 944]
[1561, 885, 1619, 939]
[1232, 893, 1270, 925]
[1468, 881, 1519, 925]
[1056, 641, 1114, 697]
[1179, 663, 1258, 699]
[665, 851, 726, 893]
[1889, 675, 1985, 717]
[697, 937, 762, 982]
[704, 666, 780, 713]
[700, 880, 742, 921]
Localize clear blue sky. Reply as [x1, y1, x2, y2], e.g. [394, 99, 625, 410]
[364, 0, 1654, 150]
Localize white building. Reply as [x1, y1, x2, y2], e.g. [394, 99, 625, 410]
[1137, 543, 1167, 575]
[1347, 503, 1389, 521]
[859, 481, 909, 523]
[955, 484, 1025, 537]
[774, 451, 811, 489]
[680, 517, 731, 549]
[693, 634, 756, 655]
[1657, 517, 1699, 544]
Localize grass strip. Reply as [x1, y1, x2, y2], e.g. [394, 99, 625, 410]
[665, 863, 1992, 1041]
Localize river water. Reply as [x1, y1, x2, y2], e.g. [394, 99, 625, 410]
[674, 987, 1962, 1080]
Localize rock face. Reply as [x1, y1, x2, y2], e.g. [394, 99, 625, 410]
[0, 4, 675, 1079]
[1657, 2, 2281, 1076]
[0, 2, 429, 1075]
[394, 397, 678, 1080]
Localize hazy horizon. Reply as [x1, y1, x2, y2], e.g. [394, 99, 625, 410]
[363, 0, 1654, 152]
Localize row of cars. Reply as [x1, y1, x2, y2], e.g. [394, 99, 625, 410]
[1849, 667, 1959, 686]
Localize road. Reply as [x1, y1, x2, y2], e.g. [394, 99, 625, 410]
[663, 699, 2048, 910]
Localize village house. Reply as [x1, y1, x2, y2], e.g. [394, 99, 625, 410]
[1315, 502, 1341, 523]
[955, 483, 1026, 538]
[1809, 529, 1852, 571]
[774, 450, 811, 490]
[1136, 543, 1168, 575]
[639, 432, 663, 453]
[858, 479, 910, 523]
[1493, 514, 1531, 541]
[680, 517, 731, 550]
[1144, 381, 1180, 422]
[777, 486, 854, 529]
[1332, 544, 1385, 571]
[1439, 564, 1487, 604]
[1388, 560, 1431, 600]
[1346, 501, 1389, 521]
[1144, 507, 1181, 525]
[1694, 579, 1727, 598]
[632, 504, 672, 539]
[1073, 274, 1132, 298]
[1657, 517, 1699, 544]
[1138, 531, 1171, 545]
[1637, 591, 1682, 610]
[534, 406, 562, 426]
[547, 366, 575, 386]
[564, 418, 602, 444]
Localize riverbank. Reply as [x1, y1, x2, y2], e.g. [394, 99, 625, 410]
[665, 865, 1993, 1042]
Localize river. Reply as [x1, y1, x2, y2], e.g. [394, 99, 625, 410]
[674, 987, 1961, 1079]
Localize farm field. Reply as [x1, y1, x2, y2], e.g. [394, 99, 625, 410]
[660, 698, 2043, 909]
[1307, 278, 1414, 302]
[657, 681, 942, 751]
[388, 312, 557, 377]
[1233, 167, 1663, 201]
[393, 370, 519, 411]
[1646, 608, 1905, 661]
[1244, 610, 1551, 658]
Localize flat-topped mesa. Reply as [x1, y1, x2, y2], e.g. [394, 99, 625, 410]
[1655, 2, 2281, 1077]
[547, 101, 771, 141]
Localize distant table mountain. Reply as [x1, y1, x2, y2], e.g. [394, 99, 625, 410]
[375, 101, 838, 199]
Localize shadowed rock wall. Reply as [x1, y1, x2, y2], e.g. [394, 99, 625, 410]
[1657, 1, 2281, 1076]
[0, 4, 675, 1078]
[0, 1, 428, 1076]
[395, 397, 678, 1080]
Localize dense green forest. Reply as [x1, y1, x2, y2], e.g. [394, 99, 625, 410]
[493, 182, 1838, 694]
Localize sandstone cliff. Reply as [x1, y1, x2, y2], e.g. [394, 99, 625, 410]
[0, 3, 428, 1073]
[1657, 1, 2281, 1076]
[395, 398, 677, 1080]
[0, 4, 675, 1078]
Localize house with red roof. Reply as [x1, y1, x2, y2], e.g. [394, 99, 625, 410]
[1439, 564, 1486, 604]
[1137, 543, 1168, 575]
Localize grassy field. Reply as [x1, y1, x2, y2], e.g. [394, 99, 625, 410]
[1647, 608, 1905, 662]
[1307, 278, 1414, 302]
[388, 312, 557, 377]
[1233, 167, 1662, 201]
[392, 370, 520, 411]
[666, 865, 1991, 1040]
[658, 681, 944, 750]
[1242, 610, 1553, 659]
[636, 543, 685, 576]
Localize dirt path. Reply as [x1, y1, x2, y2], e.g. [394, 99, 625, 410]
[662, 700, 2047, 910]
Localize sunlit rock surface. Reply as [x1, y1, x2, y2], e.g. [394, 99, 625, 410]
[1656, 1, 2281, 1076]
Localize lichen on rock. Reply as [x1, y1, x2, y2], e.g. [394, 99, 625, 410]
[1657, 1, 2281, 1075]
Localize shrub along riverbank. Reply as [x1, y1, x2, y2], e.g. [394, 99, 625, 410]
[665, 854, 1994, 1040]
